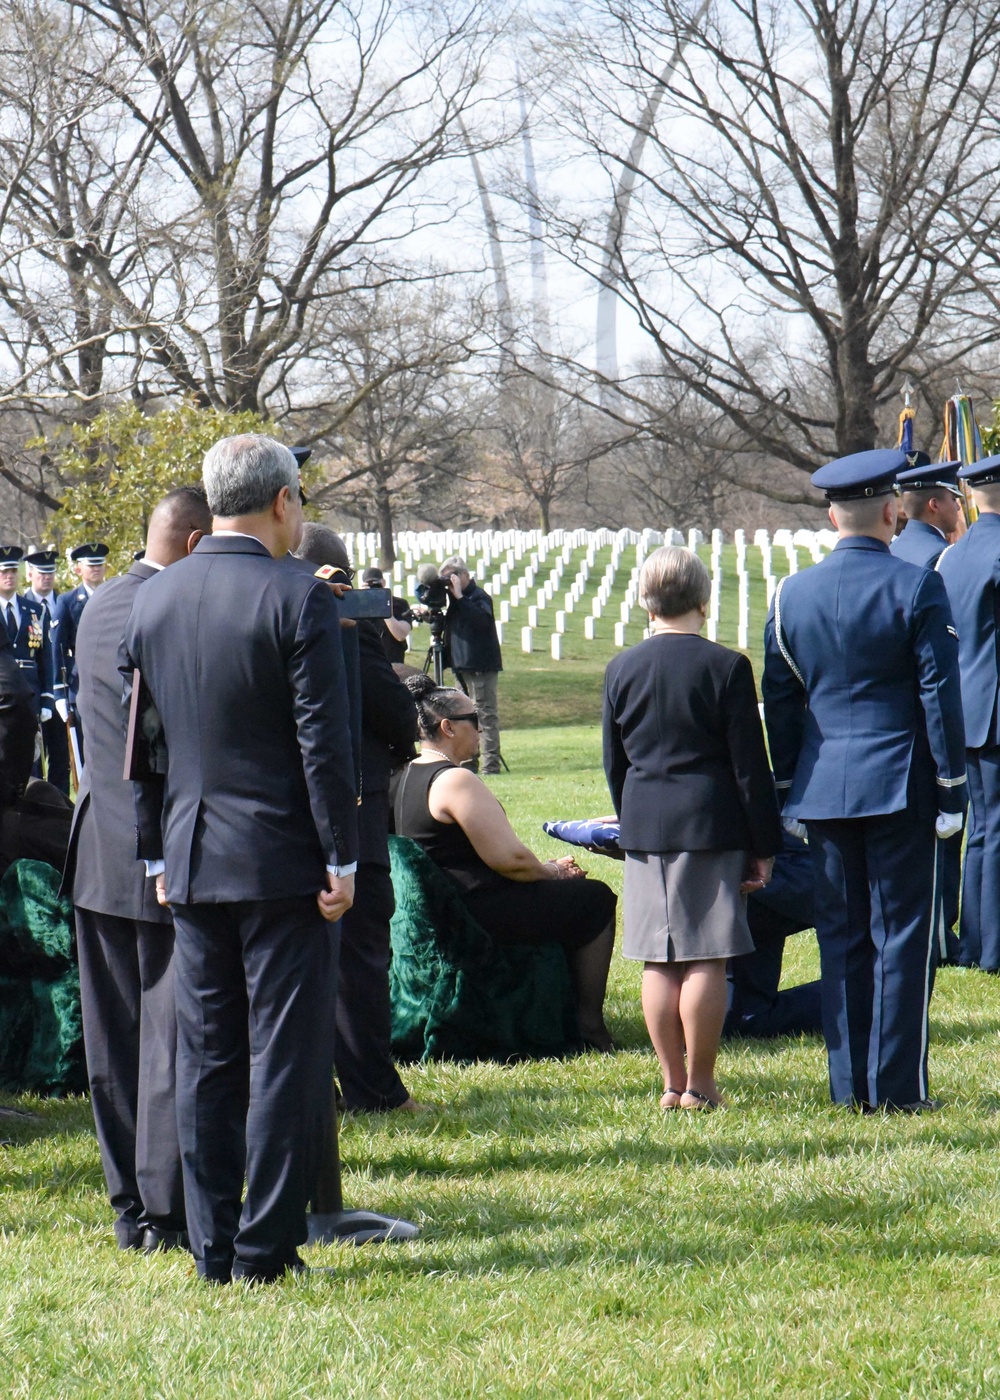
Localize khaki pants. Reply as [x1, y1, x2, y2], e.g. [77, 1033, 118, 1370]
[455, 670, 501, 773]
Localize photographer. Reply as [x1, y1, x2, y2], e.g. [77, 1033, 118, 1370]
[437, 556, 502, 776]
[361, 567, 414, 666]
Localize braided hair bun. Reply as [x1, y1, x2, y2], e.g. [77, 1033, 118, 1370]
[403, 671, 438, 702]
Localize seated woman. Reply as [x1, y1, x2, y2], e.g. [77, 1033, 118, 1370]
[603, 545, 782, 1110]
[391, 673, 618, 1051]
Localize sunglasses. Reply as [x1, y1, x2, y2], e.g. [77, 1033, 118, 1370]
[450, 710, 480, 730]
[328, 565, 355, 584]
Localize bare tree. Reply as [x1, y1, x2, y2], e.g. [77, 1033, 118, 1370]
[306, 284, 479, 563]
[0, 0, 501, 504]
[546, 0, 1000, 485]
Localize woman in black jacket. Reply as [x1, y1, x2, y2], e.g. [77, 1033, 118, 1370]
[603, 545, 782, 1109]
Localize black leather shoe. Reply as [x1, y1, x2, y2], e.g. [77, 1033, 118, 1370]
[142, 1227, 190, 1254]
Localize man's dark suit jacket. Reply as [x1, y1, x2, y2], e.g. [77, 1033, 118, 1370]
[63, 561, 167, 923]
[122, 535, 358, 905]
[603, 632, 782, 857]
[356, 619, 417, 865]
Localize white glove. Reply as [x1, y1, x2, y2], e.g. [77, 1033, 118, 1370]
[55, 699, 69, 722]
[39, 708, 52, 722]
[782, 814, 808, 841]
[935, 811, 964, 840]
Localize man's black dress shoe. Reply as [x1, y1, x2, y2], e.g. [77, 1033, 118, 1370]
[142, 1226, 190, 1254]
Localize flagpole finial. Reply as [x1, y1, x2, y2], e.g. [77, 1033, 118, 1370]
[901, 377, 914, 407]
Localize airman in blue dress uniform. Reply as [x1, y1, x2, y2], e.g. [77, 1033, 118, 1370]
[0, 544, 54, 722]
[23, 548, 69, 794]
[52, 542, 109, 721]
[935, 456, 1000, 971]
[890, 456, 963, 569]
[763, 449, 967, 1111]
[890, 458, 965, 958]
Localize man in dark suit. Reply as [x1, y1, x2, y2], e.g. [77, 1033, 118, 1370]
[936, 455, 1000, 972]
[23, 548, 69, 794]
[64, 488, 211, 1253]
[890, 458, 962, 569]
[763, 449, 967, 1112]
[123, 435, 358, 1285]
[296, 524, 421, 1112]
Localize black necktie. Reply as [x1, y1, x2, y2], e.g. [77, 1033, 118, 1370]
[5, 603, 16, 643]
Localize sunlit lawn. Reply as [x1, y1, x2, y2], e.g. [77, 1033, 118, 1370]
[4, 726, 1000, 1396]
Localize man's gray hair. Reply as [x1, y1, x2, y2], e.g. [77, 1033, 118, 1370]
[202, 434, 299, 517]
[440, 556, 469, 574]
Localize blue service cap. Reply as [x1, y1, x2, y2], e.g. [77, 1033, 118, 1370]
[70, 542, 109, 564]
[0, 545, 24, 567]
[957, 455, 1000, 487]
[811, 448, 907, 502]
[896, 458, 963, 495]
[24, 548, 57, 572]
[290, 447, 311, 467]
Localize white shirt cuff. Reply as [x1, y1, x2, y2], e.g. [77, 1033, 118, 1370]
[327, 862, 357, 878]
[144, 860, 165, 877]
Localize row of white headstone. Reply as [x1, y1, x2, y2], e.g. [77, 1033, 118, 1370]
[342, 526, 836, 657]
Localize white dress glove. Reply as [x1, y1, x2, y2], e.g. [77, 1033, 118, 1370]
[55, 699, 69, 722]
[39, 708, 52, 722]
[782, 814, 808, 842]
[935, 811, 964, 840]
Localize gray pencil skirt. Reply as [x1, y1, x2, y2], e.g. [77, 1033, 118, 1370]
[622, 849, 754, 963]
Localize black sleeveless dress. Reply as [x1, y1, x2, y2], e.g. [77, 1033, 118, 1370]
[390, 759, 617, 950]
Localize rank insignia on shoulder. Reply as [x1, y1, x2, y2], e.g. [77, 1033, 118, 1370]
[313, 564, 337, 580]
[947, 625, 958, 638]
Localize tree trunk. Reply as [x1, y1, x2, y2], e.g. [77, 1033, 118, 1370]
[537, 495, 551, 533]
[376, 485, 396, 568]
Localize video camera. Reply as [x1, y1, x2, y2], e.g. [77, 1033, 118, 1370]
[413, 562, 451, 613]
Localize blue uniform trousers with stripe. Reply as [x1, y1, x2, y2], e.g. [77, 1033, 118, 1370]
[806, 812, 939, 1108]
[957, 745, 1000, 972]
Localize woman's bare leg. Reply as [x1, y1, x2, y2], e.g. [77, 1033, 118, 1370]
[678, 959, 728, 1106]
[641, 963, 686, 1102]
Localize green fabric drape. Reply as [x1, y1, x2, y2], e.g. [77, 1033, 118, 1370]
[388, 835, 579, 1062]
[0, 860, 85, 1096]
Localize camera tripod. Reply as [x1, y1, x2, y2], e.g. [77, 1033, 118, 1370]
[421, 609, 448, 686]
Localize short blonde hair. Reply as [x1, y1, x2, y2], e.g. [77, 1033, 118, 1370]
[639, 545, 711, 619]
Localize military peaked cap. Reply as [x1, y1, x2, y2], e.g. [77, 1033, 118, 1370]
[811, 448, 907, 501]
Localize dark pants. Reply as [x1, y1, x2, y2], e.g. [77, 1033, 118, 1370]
[958, 745, 1000, 971]
[75, 908, 184, 1247]
[335, 864, 409, 1111]
[807, 812, 938, 1108]
[41, 715, 70, 795]
[171, 897, 337, 1283]
[725, 905, 823, 1039]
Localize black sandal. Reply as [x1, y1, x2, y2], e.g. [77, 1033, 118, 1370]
[680, 1089, 720, 1111]
[660, 1087, 685, 1110]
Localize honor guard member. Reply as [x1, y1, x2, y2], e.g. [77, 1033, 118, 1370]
[52, 541, 109, 726]
[891, 457, 963, 568]
[763, 448, 967, 1112]
[22, 549, 69, 793]
[890, 459, 965, 957]
[0, 544, 54, 729]
[935, 455, 1000, 971]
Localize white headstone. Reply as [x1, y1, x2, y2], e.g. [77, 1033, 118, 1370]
[584, 616, 596, 640]
[614, 621, 626, 647]
[550, 633, 562, 660]
[555, 610, 566, 634]
[521, 626, 533, 653]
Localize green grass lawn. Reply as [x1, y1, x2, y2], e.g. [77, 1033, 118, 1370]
[5, 726, 1000, 1396]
